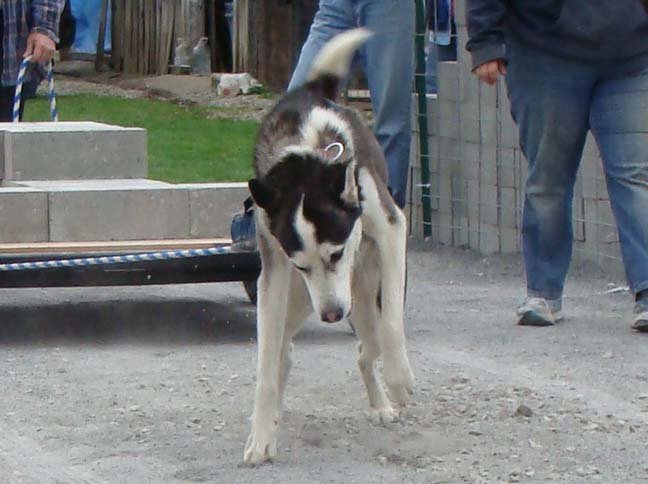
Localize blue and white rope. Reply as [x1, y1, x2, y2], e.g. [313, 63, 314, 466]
[13, 55, 58, 123]
[0, 246, 232, 272]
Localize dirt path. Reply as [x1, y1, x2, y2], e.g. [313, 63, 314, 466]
[0, 244, 646, 483]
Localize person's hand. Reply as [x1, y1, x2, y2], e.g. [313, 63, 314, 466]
[24, 32, 56, 63]
[473, 59, 506, 85]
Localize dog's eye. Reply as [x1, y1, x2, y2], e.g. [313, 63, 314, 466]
[294, 264, 311, 273]
[330, 249, 344, 263]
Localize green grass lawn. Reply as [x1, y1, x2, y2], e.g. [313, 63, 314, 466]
[24, 94, 258, 183]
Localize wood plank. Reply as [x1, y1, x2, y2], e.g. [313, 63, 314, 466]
[207, 0, 217, 72]
[0, 239, 232, 255]
[95, 0, 109, 71]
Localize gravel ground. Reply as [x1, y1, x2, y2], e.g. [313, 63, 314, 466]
[1, 243, 647, 483]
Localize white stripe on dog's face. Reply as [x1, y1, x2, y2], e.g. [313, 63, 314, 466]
[292, 199, 361, 323]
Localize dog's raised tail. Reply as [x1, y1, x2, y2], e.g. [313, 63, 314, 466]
[307, 28, 373, 98]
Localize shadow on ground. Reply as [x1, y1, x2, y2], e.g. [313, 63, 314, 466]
[0, 290, 256, 346]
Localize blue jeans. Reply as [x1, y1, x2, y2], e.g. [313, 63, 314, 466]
[506, 37, 648, 300]
[288, 0, 415, 209]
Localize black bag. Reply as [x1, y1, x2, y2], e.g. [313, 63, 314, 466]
[57, 0, 76, 50]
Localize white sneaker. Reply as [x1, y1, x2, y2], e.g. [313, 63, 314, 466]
[517, 297, 563, 326]
[631, 300, 648, 332]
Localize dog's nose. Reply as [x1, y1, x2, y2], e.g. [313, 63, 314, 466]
[321, 308, 345, 323]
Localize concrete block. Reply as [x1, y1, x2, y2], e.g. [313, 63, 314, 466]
[596, 176, 610, 201]
[0, 186, 48, 243]
[460, 142, 480, 180]
[469, 223, 481, 251]
[478, 81, 497, 108]
[439, 136, 461, 169]
[497, 148, 517, 188]
[499, 110, 519, 149]
[479, 223, 500, 254]
[456, 28, 472, 70]
[467, 179, 480, 223]
[453, 215, 470, 248]
[0, 122, 147, 181]
[426, 135, 440, 173]
[437, 62, 459, 103]
[500, 227, 520, 253]
[460, 118, 480, 144]
[438, 211, 453, 245]
[583, 133, 599, 157]
[480, 145, 498, 185]
[438, 165, 452, 215]
[439, 101, 461, 140]
[426, 95, 440, 137]
[597, 199, 617, 231]
[19, 179, 190, 242]
[451, 176, 467, 218]
[573, 196, 585, 242]
[500, 187, 518, 229]
[582, 198, 598, 242]
[480, 183, 499, 226]
[410, 130, 420, 170]
[184, 183, 249, 238]
[480, 114, 498, 146]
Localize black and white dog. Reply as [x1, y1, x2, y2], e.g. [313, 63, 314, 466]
[244, 29, 414, 465]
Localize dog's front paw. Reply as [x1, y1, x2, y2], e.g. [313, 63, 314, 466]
[369, 405, 400, 425]
[383, 361, 414, 407]
[243, 426, 277, 465]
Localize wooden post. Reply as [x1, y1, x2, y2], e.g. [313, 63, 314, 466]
[207, 0, 217, 72]
[95, 0, 109, 71]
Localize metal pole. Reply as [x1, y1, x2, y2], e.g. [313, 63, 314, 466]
[414, 0, 432, 237]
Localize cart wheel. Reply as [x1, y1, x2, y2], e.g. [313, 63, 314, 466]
[243, 279, 257, 304]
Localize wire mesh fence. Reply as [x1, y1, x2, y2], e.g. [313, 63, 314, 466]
[409, 0, 624, 278]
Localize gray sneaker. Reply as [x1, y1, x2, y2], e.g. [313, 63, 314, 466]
[631, 300, 648, 332]
[517, 297, 564, 326]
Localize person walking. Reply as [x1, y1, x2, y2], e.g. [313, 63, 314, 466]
[466, 0, 648, 330]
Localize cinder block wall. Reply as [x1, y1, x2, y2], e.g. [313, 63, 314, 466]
[409, 0, 624, 277]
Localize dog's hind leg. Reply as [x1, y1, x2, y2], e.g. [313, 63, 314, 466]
[278, 271, 311, 411]
[244, 232, 291, 465]
[351, 243, 398, 424]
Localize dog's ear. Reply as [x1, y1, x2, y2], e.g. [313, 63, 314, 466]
[248, 178, 278, 211]
[327, 162, 358, 206]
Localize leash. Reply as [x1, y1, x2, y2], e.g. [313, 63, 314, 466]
[0, 246, 233, 272]
[13, 55, 58, 123]
[5, 57, 238, 272]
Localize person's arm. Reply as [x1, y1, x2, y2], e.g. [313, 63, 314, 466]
[26, 0, 64, 63]
[465, 0, 508, 84]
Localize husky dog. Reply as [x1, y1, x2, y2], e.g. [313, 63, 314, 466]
[244, 29, 414, 465]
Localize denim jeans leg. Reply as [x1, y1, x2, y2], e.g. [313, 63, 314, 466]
[356, 0, 414, 208]
[589, 61, 648, 295]
[287, 0, 355, 91]
[505, 39, 595, 300]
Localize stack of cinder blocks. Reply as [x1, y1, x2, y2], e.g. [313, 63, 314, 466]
[0, 121, 248, 244]
[409, 0, 621, 275]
